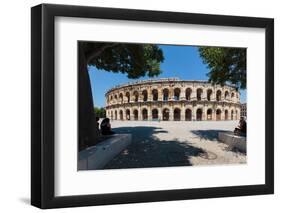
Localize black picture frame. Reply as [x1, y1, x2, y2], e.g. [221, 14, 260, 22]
[31, 3, 274, 209]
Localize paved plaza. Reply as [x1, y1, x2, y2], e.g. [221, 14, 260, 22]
[104, 120, 246, 169]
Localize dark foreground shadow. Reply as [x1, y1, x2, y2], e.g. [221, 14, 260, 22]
[191, 129, 229, 141]
[103, 126, 205, 169]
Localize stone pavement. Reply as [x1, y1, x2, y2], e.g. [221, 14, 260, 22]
[104, 120, 246, 169]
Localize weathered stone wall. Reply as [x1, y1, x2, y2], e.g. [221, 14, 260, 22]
[105, 79, 241, 121]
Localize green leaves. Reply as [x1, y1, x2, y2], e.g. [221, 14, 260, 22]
[82, 42, 164, 79]
[198, 47, 246, 89]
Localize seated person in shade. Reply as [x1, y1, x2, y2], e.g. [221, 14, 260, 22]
[234, 116, 247, 136]
[96, 116, 100, 136]
[100, 118, 115, 135]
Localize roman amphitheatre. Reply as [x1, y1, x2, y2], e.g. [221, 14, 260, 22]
[105, 78, 241, 121]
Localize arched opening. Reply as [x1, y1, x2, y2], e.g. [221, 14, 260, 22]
[174, 88, 181, 101]
[119, 110, 123, 120]
[152, 89, 158, 101]
[174, 108, 181, 121]
[216, 90, 222, 101]
[110, 111, 113, 120]
[225, 91, 229, 100]
[197, 88, 203, 101]
[231, 110, 234, 120]
[133, 109, 138, 120]
[114, 110, 117, 120]
[196, 109, 203, 121]
[119, 93, 123, 103]
[216, 109, 222, 120]
[163, 108, 170, 121]
[114, 94, 118, 103]
[125, 92, 130, 103]
[133, 91, 139, 102]
[231, 92, 235, 101]
[225, 110, 229, 120]
[163, 88, 169, 101]
[236, 110, 238, 120]
[152, 109, 158, 120]
[142, 90, 148, 102]
[207, 109, 212, 120]
[125, 109, 130, 120]
[142, 109, 148, 120]
[185, 88, 192, 100]
[207, 89, 212, 101]
[185, 109, 192, 121]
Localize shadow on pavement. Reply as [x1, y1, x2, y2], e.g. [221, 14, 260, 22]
[191, 129, 229, 141]
[103, 126, 205, 169]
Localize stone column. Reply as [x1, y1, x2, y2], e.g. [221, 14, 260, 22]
[158, 107, 163, 121]
[180, 106, 185, 121]
[170, 107, 174, 121]
[148, 105, 152, 120]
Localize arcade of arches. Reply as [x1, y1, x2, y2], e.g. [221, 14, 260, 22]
[106, 79, 241, 121]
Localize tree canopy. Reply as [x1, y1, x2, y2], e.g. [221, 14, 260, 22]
[198, 47, 246, 89]
[94, 107, 106, 118]
[81, 42, 165, 79]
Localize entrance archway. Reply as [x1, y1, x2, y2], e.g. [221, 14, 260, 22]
[216, 109, 222, 120]
[163, 108, 170, 121]
[185, 109, 192, 121]
[152, 109, 158, 120]
[126, 109, 130, 120]
[196, 108, 203, 121]
[174, 108, 181, 121]
[225, 110, 229, 120]
[119, 110, 123, 120]
[231, 110, 234, 120]
[207, 109, 212, 120]
[142, 109, 148, 120]
[115, 110, 117, 120]
[133, 109, 138, 120]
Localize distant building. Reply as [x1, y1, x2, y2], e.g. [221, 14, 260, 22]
[240, 103, 247, 118]
[105, 78, 241, 121]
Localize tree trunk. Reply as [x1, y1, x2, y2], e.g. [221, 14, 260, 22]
[78, 43, 98, 151]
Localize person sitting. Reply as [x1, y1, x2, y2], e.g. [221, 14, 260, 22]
[100, 118, 115, 135]
[234, 116, 247, 136]
[96, 116, 101, 136]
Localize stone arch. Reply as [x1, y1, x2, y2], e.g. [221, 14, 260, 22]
[197, 88, 203, 101]
[162, 108, 170, 121]
[225, 91, 229, 100]
[142, 108, 148, 120]
[231, 109, 234, 120]
[216, 90, 222, 101]
[125, 92, 130, 103]
[114, 94, 118, 103]
[216, 109, 222, 120]
[185, 108, 192, 121]
[119, 93, 123, 103]
[133, 109, 138, 120]
[236, 109, 238, 120]
[125, 109, 130, 120]
[207, 108, 212, 120]
[133, 91, 139, 102]
[119, 110, 123, 120]
[142, 90, 148, 102]
[174, 88, 181, 101]
[152, 108, 159, 120]
[207, 89, 212, 101]
[185, 88, 192, 100]
[174, 108, 181, 121]
[225, 109, 229, 120]
[163, 88, 169, 101]
[196, 108, 203, 121]
[231, 92, 235, 101]
[152, 89, 158, 101]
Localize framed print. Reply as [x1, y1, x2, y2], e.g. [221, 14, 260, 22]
[31, 4, 274, 209]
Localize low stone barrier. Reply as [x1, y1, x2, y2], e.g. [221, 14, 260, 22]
[78, 134, 132, 170]
[218, 131, 246, 153]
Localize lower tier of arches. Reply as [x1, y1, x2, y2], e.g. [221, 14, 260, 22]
[106, 106, 240, 121]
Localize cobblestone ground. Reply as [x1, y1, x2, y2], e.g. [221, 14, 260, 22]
[104, 120, 246, 169]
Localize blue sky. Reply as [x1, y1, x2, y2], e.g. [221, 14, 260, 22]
[88, 45, 246, 107]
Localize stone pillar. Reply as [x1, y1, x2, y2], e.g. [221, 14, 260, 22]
[158, 108, 163, 121]
[170, 107, 174, 121]
[148, 105, 152, 120]
[180, 106, 185, 121]
[180, 88, 185, 100]
[191, 88, 196, 101]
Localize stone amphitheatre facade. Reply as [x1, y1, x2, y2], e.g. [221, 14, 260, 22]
[105, 78, 241, 121]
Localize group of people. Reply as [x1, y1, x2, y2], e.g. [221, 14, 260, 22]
[96, 117, 115, 136]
